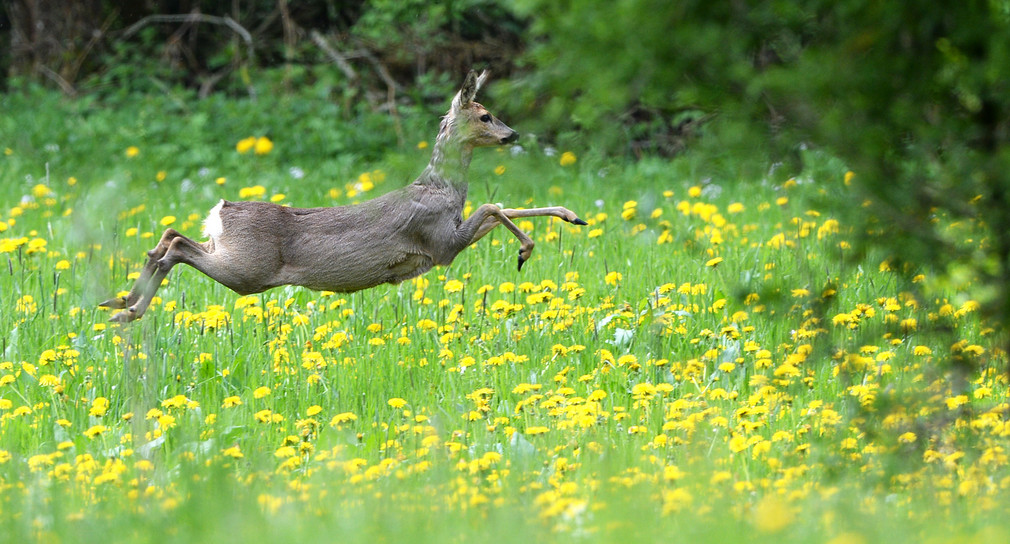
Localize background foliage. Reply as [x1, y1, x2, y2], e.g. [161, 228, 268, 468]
[508, 0, 1010, 368]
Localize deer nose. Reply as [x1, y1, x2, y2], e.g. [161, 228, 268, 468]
[501, 131, 519, 144]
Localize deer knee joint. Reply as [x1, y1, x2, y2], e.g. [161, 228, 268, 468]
[475, 203, 502, 216]
[155, 257, 174, 272]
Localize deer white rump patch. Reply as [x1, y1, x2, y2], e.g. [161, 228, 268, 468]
[203, 200, 224, 240]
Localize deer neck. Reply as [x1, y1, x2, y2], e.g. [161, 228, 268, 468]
[416, 119, 473, 191]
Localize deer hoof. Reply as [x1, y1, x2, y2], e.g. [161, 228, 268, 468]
[572, 217, 588, 226]
[517, 246, 533, 271]
[99, 296, 128, 309]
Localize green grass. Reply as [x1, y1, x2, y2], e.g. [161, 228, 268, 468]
[1, 86, 1009, 543]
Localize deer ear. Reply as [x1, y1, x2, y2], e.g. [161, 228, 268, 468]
[474, 70, 489, 93]
[456, 70, 481, 109]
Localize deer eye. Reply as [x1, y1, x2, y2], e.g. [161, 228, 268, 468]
[480, 114, 491, 123]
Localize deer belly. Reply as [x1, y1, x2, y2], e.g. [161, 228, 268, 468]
[288, 252, 433, 293]
[386, 253, 434, 283]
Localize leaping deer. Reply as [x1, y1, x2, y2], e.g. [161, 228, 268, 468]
[100, 70, 587, 322]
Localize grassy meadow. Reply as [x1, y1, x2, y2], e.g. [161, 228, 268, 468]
[1, 86, 1009, 543]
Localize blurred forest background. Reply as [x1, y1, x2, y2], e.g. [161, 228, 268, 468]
[3, 0, 1010, 368]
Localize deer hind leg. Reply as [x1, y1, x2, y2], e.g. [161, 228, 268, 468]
[466, 206, 587, 269]
[105, 232, 214, 322]
[100, 229, 188, 312]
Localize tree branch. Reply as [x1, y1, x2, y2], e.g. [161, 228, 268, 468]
[121, 12, 256, 99]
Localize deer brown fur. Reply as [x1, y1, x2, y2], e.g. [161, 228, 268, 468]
[100, 70, 586, 322]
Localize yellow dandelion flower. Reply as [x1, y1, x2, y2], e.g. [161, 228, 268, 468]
[559, 151, 577, 166]
[945, 395, 969, 410]
[330, 412, 357, 426]
[819, 409, 842, 426]
[238, 185, 266, 199]
[222, 446, 244, 458]
[512, 383, 542, 395]
[84, 425, 109, 439]
[729, 435, 748, 453]
[388, 397, 407, 409]
[618, 354, 639, 367]
[417, 318, 437, 331]
[962, 344, 985, 356]
[274, 446, 296, 458]
[32, 184, 51, 198]
[12, 406, 32, 417]
[89, 397, 109, 417]
[752, 495, 795, 533]
[710, 471, 732, 484]
[254, 136, 273, 155]
[236, 137, 257, 154]
[125, 146, 140, 158]
[253, 386, 272, 399]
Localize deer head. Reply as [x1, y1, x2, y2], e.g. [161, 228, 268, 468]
[448, 70, 519, 148]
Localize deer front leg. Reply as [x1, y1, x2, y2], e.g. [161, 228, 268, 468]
[458, 204, 538, 270]
[458, 204, 587, 270]
[468, 206, 587, 245]
[465, 206, 588, 269]
[100, 229, 187, 311]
